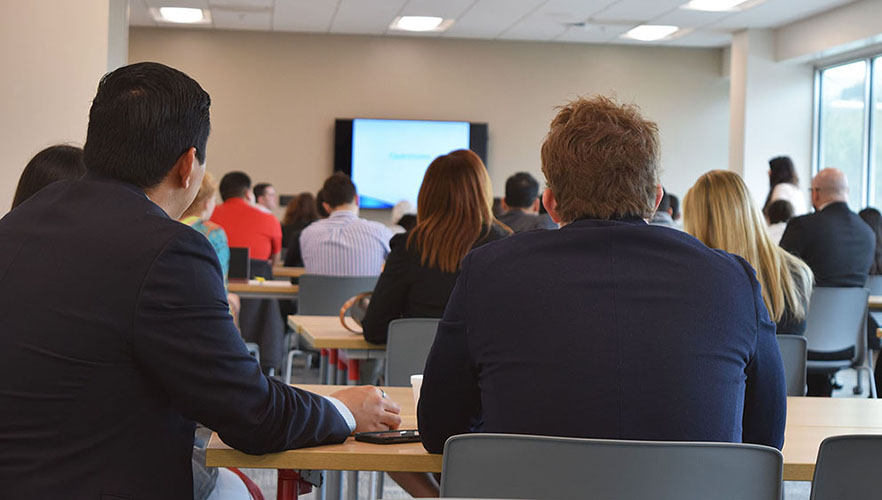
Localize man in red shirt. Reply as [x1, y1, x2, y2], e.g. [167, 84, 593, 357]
[211, 171, 285, 374]
[211, 171, 282, 269]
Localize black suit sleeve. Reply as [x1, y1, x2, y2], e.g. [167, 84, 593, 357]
[132, 228, 351, 454]
[779, 217, 805, 257]
[418, 252, 481, 454]
[736, 257, 787, 450]
[361, 234, 412, 344]
[284, 229, 304, 268]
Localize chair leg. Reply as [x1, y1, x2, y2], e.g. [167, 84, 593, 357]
[858, 366, 877, 398]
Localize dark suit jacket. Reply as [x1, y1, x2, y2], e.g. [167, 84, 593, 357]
[0, 175, 350, 500]
[779, 202, 875, 287]
[361, 225, 509, 344]
[418, 218, 787, 453]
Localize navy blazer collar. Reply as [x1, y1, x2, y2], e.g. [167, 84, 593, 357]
[566, 216, 648, 228]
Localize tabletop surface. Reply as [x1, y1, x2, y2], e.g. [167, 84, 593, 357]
[206, 386, 882, 481]
[288, 315, 385, 350]
[869, 295, 882, 309]
[228, 280, 299, 295]
[272, 266, 306, 278]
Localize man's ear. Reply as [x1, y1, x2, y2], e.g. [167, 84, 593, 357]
[322, 201, 332, 214]
[542, 188, 562, 224]
[501, 200, 510, 212]
[531, 198, 540, 213]
[173, 147, 198, 190]
[653, 184, 663, 212]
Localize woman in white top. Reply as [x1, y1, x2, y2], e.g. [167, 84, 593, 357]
[764, 156, 808, 217]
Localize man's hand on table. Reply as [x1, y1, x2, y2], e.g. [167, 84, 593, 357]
[331, 386, 402, 433]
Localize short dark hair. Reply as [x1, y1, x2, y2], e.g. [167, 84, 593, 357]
[219, 171, 252, 201]
[12, 145, 87, 209]
[315, 189, 329, 218]
[83, 62, 211, 189]
[504, 172, 540, 208]
[322, 172, 357, 208]
[669, 194, 680, 220]
[253, 183, 272, 199]
[766, 199, 794, 224]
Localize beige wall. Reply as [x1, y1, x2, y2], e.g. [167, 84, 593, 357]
[1, 1, 110, 213]
[129, 28, 729, 205]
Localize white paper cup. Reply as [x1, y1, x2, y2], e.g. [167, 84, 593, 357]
[410, 374, 423, 421]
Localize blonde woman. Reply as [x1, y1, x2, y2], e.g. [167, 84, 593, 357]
[684, 170, 813, 335]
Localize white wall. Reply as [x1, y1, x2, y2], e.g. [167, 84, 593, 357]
[729, 29, 814, 206]
[129, 28, 730, 203]
[776, 0, 882, 63]
[0, 1, 110, 213]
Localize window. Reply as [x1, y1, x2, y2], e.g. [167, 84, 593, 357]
[815, 56, 881, 208]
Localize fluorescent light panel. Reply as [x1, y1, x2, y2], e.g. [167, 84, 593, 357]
[622, 25, 680, 41]
[681, 0, 753, 11]
[151, 7, 211, 24]
[390, 16, 454, 32]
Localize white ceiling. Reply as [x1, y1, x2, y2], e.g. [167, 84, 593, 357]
[129, 0, 856, 48]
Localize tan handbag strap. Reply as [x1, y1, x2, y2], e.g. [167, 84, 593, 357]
[339, 292, 372, 333]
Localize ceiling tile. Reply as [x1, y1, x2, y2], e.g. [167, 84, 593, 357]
[591, 0, 685, 23]
[209, 0, 273, 7]
[443, 0, 546, 39]
[398, 0, 476, 19]
[532, 0, 618, 22]
[708, 0, 854, 30]
[129, 0, 157, 26]
[650, 8, 730, 28]
[554, 22, 631, 43]
[211, 8, 272, 30]
[144, 0, 209, 8]
[499, 0, 614, 41]
[272, 0, 340, 32]
[330, 0, 407, 35]
[499, 22, 567, 41]
[665, 29, 732, 47]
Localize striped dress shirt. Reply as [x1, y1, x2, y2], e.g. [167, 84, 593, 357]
[300, 210, 393, 276]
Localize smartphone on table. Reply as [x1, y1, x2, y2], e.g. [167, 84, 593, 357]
[354, 429, 420, 444]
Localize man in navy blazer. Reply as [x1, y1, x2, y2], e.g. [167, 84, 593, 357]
[0, 63, 400, 499]
[419, 96, 787, 453]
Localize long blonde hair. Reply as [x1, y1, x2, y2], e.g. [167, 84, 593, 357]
[684, 170, 813, 323]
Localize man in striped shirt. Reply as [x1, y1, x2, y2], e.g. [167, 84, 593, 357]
[300, 173, 393, 276]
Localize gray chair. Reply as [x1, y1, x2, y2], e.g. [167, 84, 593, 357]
[810, 434, 882, 500]
[776, 335, 807, 396]
[284, 274, 379, 383]
[804, 287, 875, 397]
[440, 434, 783, 500]
[384, 318, 439, 386]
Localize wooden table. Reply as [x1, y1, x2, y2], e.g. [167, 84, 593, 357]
[869, 295, 882, 310]
[207, 390, 882, 485]
[288, 315, 385, 385]
[273, 266, 306, 279]
[228, 280, 299, 299]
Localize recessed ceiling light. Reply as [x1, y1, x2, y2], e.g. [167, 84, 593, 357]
[151, 7, 210, 24]
[621, 25, 680, 42]
[680, 0, 756, 12]
[389, 16, 454, 32]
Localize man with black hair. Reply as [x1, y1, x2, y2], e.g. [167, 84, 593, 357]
[212, 171, 283, 267]
[669, 194, 681, 222]
[0, 62, 400, 499]
[497, 172, 557, 232]
[300, 172, 393, 276]
[253, 182, 278, 213]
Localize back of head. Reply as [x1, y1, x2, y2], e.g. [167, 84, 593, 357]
[12, 145, 87, 209]
[219, 171, 252, 201]
[768, 156, 797, 187]
[541, 96, 659, 222]
[253, 183, 272, 200]
[409, 149, 506, 273]
[83, 62, 211, 189]
[182, 171, 218, 219]
[322, 172, 357, 208]
[669, 194, 680, 220]
[766, 200, 794, 225]
[859, 207, 882, 274]
[684, 170, 812, 322]
[504, 172, 540, 209]
[282, 192, 319, 226]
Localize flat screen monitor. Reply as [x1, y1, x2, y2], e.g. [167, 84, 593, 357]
[335, 118, 488, 209]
